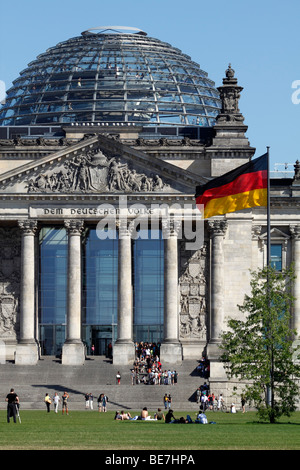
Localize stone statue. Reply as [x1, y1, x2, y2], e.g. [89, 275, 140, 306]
[27, 148, 169, 194]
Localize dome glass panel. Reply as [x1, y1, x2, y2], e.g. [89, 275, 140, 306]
[0, 27, 221, 127]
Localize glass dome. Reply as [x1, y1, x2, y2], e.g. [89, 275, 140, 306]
[0, 27, 221, 127]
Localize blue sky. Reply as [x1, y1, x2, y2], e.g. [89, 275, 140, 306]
[1, 0, 299, 171]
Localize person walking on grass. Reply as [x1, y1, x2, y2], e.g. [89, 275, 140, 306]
[62, 391, 69, 415]
[102, 394, 108, 412]
[53, 392, 60, 413]
[44, 393, 51, 412]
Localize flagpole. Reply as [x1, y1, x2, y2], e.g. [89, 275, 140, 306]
[266, 145, 272, 408]
[267, 146, 270, 267]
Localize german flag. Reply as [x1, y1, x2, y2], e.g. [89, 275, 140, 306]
[195, 153, 268, 219]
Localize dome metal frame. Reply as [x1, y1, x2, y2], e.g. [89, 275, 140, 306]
[82, 26, 147, 36]
[0, 30, 221, 127]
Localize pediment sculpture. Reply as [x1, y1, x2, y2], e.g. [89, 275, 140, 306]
[26, 148, 170, 194]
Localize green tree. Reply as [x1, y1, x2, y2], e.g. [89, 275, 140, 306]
[220, 265, 300, 423]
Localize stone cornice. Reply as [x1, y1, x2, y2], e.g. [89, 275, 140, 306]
[0, 192, 195, 202]
[0, 134, 209, 193]
[0, 135, 100, 184]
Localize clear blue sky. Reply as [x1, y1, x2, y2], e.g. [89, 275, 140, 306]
[1, 0, 299, 171]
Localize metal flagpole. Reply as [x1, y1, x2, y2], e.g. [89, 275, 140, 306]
[267, 146, 271, 267]
[266, 146, 273, 408]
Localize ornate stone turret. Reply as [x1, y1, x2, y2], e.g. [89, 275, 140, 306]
[207, 64, 256, 177]
[216, 64, 245, 123]
[293, 160, 300, 185]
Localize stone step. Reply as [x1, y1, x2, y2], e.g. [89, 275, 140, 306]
[0, 356, 208, 410]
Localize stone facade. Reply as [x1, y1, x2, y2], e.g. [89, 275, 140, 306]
[0, 67, 299, 401]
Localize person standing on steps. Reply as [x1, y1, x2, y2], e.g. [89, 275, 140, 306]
[89, 393, 94, 410]
[163, 393, 168, 410]
[85, 392, 89, 409]
[116, 371, 121, 385]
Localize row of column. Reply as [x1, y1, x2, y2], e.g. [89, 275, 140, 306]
[15, 217, 300, 366]
[15, 218, 182, 366]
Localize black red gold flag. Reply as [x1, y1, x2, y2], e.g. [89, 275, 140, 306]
[195, 153, 268, 219]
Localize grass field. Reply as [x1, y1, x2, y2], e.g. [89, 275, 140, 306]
[0, 409, 300, 451]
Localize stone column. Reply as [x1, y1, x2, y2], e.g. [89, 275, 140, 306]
[62, 219, 85, 365]
[15, 219, 39, 365]
[290, 225, 300, 338]
[207, 219, 228, 360]
[113, 220, 135, 365]
[160, 218, 182, 364]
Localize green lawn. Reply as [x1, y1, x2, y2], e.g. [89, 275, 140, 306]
[0, 409, 300, 450]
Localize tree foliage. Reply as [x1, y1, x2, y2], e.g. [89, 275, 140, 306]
[220, 265, 300, 423]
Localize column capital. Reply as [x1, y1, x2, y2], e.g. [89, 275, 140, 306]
[18, 219, 38, 235]
[207, 219, 228, 237]
[290, 225, 300, 239]
[64, 219, 84, 235]
[116, 217, 136, 238]
[162, 217, 182, 238]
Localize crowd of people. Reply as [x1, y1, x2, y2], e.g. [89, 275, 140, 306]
[195, 381, 225, 411]
[43, 391, 70, 414]
[42, 391, 109, 414]
[131, 342, 178, 385]
[196, 356, 210, 379]
[5, 350, 244, 422]
[5, 388, 72, 422]
[114, 406, 210, 424]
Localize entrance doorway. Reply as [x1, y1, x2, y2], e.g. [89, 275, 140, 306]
[83, 325, 116, 357]
[95, 338, 110, 356]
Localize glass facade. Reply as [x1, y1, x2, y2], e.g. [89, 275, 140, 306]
[38, 225, 165, 355]
[0, 29, 221, 127]
[38, 227, 68, 355]
[82, 227, 118, 355]
[133, 229, 164, 343]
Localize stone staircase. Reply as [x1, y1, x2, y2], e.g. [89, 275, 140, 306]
[0, 356, 207, 412]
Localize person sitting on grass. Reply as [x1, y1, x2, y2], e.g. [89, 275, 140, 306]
[165, 409, 176, 423]
[195, 412, 208, 424]
[120, 410, 133, 420]
[141, 407, 151, 420]
[154, 408, 165, 421]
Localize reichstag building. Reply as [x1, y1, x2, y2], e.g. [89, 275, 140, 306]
[0, 26, 299, 389]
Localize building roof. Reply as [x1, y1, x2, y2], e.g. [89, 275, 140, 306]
[0, 27, 221, 127]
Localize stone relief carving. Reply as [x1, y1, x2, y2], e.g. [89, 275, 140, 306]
[0, 137, 73, 147]
[179, 243, 207, 341]
[134, 137, 204, 147]
[0, 227, 21, 339]
[26, 148, 170, 194]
